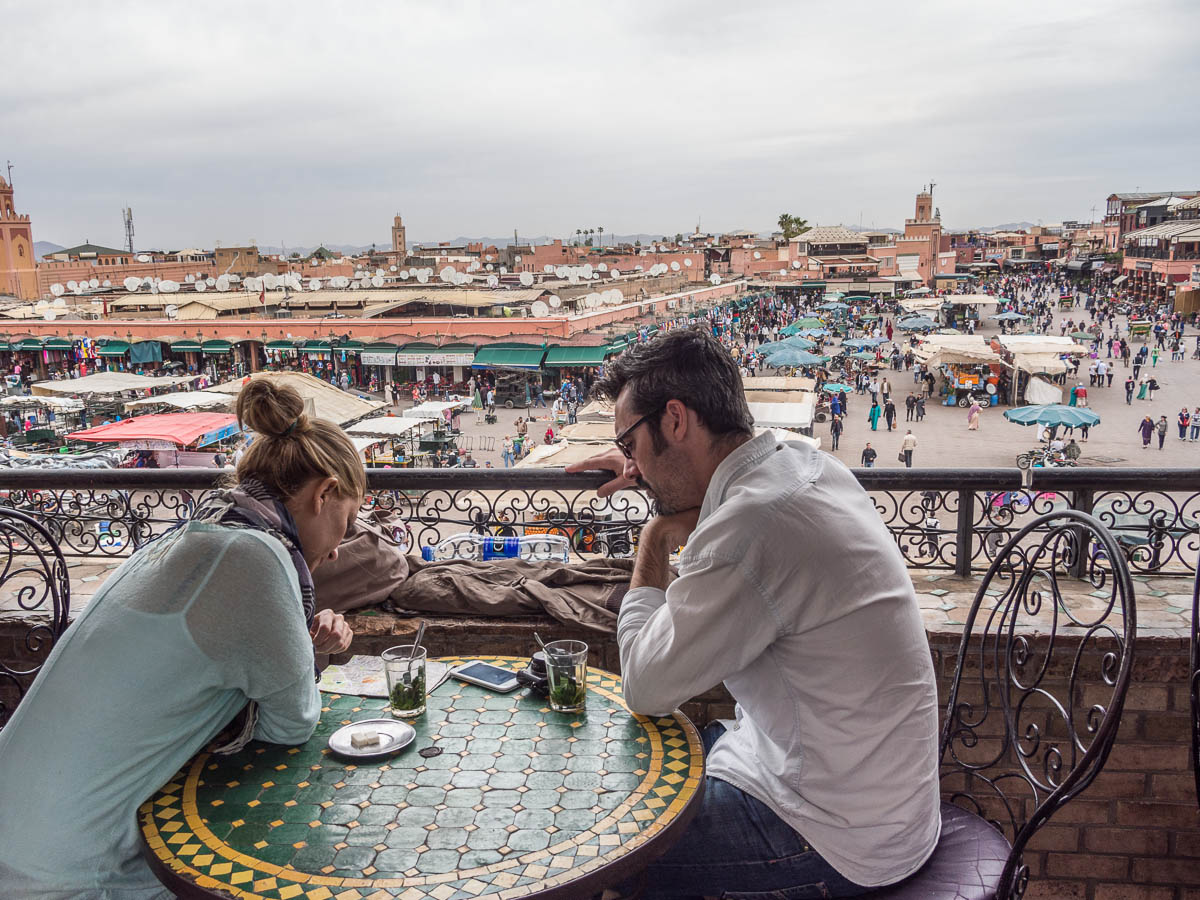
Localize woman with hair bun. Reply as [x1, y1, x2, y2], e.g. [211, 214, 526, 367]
[0, 379, 366, 899]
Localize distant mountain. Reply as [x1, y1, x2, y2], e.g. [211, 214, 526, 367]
[34, 241, 65, 260]
[410, 233, 687, 250]
[969, 222, 1035, 233]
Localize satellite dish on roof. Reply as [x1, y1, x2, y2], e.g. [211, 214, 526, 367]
[195, 280, 207, 292]
[372, 274, 384, 288]
[43, 310, 56, 321]
[582, 263, 593, 279]
[50, 283, 65, 296]
[416, 270, 429, 284]
[102, 280, 111, 287]
[389, 265, 397, 272]
[500, 266, 508, 275]
[185, 274, 195, 283]
[543, 264, 554, 274]
[66, 280, 78, 291]
[263, 273, 279, 290]
[53, 297, 66, 308]
[486, 274, 499, 287]
[137, 253, 150, 263]
[792, 260, 802, 268]
[684, 258, 693, 267]
[486, 254, 494, 262]
[350, 282, 359, 290]
[779, 269, 787, 276]
[165, 305, 178, 319]
[244, 277, 260, 291]
[124, 276, 142, 292]
[309, 278, 322, 291]
[375, 268, 384, 277]
[530, 300, 549, 317]
[89, 277, 100, 288]
[548, 294, 561, 308]
[514, 255, 522, 263]
[710, 274, 722, 285]
[519, 271, 534, 287]
[205, 277, 216, 286]
[753, 251, 762, 260]
[610, 268, 620, 278]
[215, 275, 230, 292]
[439, 266, 456, 283]
[670, 261, 680, 272]
[596, 262, 608, 272]
[159, 280, 180, 293]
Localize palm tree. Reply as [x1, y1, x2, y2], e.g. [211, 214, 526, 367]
[575, 229, 582, 246]
[597, 226, 603, 248]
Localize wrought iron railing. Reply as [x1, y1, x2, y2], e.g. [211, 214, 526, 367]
[0, 467, 1197, 577]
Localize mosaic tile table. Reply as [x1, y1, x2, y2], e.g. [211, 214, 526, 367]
[140, 656, 705, 899]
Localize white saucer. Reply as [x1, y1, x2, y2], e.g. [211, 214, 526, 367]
[327, 719, 416, 759]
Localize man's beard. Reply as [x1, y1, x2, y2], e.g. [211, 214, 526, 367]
[637, 476, 677, 516]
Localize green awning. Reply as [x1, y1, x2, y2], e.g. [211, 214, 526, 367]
[543, 345, 614, 367]
[43, 338, 75, 351]
[265, 340, 298, 350]
[97, 340, 130, 357]
[13, 338, 43, 351]
[363, 341, 399, 352]
[171, 340, 202, 352]
[300, 341, 331, 354]
[337, 340, 365, 351]
[202, 340, 233, 354]
[471, 346, 546, 370]
[0, 342, 11, 352]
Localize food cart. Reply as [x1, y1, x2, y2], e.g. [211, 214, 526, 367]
[1128, 320, 1152, 342]
[345, 416, 426, 467]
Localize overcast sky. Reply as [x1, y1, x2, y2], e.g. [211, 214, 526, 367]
[3, 0, 1197, 249]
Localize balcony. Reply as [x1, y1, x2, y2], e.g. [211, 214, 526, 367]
[0, 466, 1197, 897]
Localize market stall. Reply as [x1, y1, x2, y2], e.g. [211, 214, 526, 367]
[68, 412, 242, 468]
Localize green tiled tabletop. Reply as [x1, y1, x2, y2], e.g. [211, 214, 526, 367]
[140, 656, 705, 899]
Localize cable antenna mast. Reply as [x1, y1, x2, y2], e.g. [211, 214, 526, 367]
[123, 207, 135, 254]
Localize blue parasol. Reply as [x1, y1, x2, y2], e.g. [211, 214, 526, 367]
[1003, 405, 1101, 428]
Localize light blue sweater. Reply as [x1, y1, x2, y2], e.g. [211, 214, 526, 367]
[0, 522, 321, 899]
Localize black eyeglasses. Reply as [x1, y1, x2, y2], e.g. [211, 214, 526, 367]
[613, 408, 662, 459]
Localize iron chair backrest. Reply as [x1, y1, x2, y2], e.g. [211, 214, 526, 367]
[1191, 551, 1200, 809]
[939, 509, 1136, 899]
[0, 507, 72, 728]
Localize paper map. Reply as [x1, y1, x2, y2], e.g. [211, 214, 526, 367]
[319, 654, 452, 697]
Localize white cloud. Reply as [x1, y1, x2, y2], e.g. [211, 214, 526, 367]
[2, 0, 1197, 247]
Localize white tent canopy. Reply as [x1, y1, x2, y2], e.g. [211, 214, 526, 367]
[0, 394, 83, 410]
[914, 335, 1003, 366]
[211, 372, 384, 426]
[747, 399, 816, 430]
[125, 390, 233, 412]
[996, 335, 1088, 356]
[31, 373, 199, 397]
[345, 417, 424, 438]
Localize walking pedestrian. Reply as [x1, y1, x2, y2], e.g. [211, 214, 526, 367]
[1138, 417, 1154, 448]
[1124, 376, 1135, 404]
[905, 393, 916, 422]
[1147, 376, 1159, 401]
[1191, 407, 1200, 442]
[867, 401, 881, 431]
[830, 415, 843, 451]
[1156, 415, 1168, 449]
[900, 430, 917, 468]
[883, 399, 896, 431]
[860, 442, 877, 468]
[915, 395, 926, 421]
[1179, 409, 1191, 441]
[967, 401, 982, 431]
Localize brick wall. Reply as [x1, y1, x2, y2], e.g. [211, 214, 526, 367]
[2, 610, 1197, 897]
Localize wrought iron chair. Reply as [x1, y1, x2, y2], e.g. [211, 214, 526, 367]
[868, 510, 1136, 900]
[1191, 552, 1200, 809]
[0, 507, 72, 729]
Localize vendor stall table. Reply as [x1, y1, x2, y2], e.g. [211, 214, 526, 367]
[140, 656, 704, 899]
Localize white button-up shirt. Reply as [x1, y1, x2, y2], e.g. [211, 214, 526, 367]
[618, 432, 941, 887]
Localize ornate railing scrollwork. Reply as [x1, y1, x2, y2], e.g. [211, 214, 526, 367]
[0, 507, 72, 729]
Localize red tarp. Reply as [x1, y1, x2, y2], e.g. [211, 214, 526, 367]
[68, 412, 240, 448]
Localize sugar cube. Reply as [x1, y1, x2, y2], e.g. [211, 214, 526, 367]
[350, 730, 381, 749]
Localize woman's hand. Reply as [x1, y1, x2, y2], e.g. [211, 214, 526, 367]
[564, 447, 636, 497]
[310, 609, 353, 654]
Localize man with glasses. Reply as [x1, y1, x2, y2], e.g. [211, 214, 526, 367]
[569, 328, 939, 899]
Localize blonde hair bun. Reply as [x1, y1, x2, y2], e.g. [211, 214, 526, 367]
[237, 378, 308, 439]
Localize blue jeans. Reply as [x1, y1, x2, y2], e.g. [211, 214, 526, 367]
[636, 723, 871, 899]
